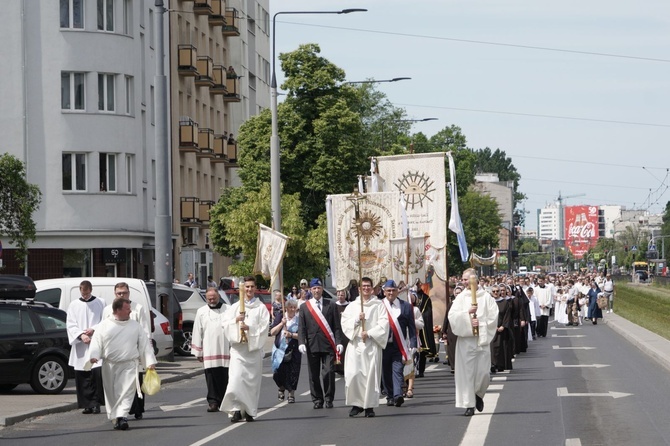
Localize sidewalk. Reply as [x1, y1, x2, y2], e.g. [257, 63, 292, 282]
[0, 336, 275, 427]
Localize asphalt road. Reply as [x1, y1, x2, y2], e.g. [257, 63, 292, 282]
[2, 319, 670, 446]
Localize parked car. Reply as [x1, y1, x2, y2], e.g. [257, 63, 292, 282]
[0, 275, 74, 394]
[151, 308, 174, 358]
[144, 282, 186, 355]
[165, 284, 230, 356]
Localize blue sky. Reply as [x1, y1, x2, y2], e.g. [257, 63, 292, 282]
[271, 0, 670, 230]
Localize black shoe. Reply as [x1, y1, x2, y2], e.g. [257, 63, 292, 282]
[134, 412, 143, 419]
[207, 403, 219, 413]
[475, 395, 484, 412]
[313, 401, 324, 409]
[119, 418, 129, 430]
[325, 401, 334, 409]
[287, 395, 295, 403]
[395, 396, 404, 407]
[464, 408, 475, 417]
[112, 418, 120, 429]
[231, 411, 242, 423]
[386, 399, 394, 406]
[364, 408, 375, 417]
[245, 414, 254, 422]
[490, 366, 497, 374]
[82, 407, 94, 414]
[349, 406, 364, 417]
[415, 373, 424, 378]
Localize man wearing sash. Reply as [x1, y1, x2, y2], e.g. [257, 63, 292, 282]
[381, 280, 417, 408]
[298, 278, 343, 409]
[341, 277, 389, 418]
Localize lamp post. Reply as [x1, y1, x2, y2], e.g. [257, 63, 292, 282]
[343, 77, 411, 84]
[380, 117, 438, 151]
[270, 8, 366, 234]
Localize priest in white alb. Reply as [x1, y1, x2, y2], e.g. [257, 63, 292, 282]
[220, 276, 270, 422]
[89, 297, 156, 431]
[449, 268, 498, 417]
[340, 276, 389, 418]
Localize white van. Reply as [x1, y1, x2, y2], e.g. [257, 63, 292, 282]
[34, 277, 156, 344]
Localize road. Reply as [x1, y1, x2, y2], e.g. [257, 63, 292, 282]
[2, 319, 670, 446]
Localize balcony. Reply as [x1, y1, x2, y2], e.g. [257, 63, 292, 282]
[181, 197, 200, 224]
[193, 0, 213, 15]
[209, 0, 226, 26]
[223, 72, 241, 102]
[222, 8, 240, 36]
[210, 65, 228, 95]
[197, 128, 215, 158]
[178, 44, 198, 76]
[179, 118, 199, 152]
[212, 134, 228, 163]
[194, 56, 214, 87]
[225, 139, 238, 165]
[199, 200, 215, 224]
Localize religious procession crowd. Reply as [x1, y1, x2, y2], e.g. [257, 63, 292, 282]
[65, 269, 615, 431]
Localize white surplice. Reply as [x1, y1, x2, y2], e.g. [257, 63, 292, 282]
[448, 288, 498, 409]
[220, 298, 270, 417]
[89, 318, 156, 420]
[534, 286, 553, 317]
[340, 297, 389, 409]
[66, 297, 106, 370]
[191, 303, 230, 369]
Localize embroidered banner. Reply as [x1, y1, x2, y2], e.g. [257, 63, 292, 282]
[253, 223, 289, 280]
[389, 236, 426, 286]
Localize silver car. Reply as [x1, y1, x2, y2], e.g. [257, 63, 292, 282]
[173, 284, 229, 356]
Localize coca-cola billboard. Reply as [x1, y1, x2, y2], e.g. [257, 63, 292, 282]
[564, 205, 599, 259]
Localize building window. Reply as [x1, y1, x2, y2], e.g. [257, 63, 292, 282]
[61, 72, 85, 110]
[62, 153, 87, 191]
[123, 0, 132, 35]
[125, 75, 134, 115]
[97, 0, 114, 32]
[60, 0, 84, 29]
[99, 153, 116, 192]
[126, 154, 134, 193]
[98, 73, 115, 112]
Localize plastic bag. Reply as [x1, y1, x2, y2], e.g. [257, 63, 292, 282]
[141, 368, 161, 396]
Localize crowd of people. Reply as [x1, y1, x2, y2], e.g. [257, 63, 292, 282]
[66, 269, 615, 430]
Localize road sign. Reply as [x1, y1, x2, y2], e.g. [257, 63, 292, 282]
[631, 245, 638, 252]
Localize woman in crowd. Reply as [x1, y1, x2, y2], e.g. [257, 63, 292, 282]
[270, 299, 301, 403]
[554, 287, 569, 326]
[587, 281, 603, 325]
[286, 285, 300, 301]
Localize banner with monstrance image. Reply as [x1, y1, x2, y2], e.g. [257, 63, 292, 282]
[389, 236, 426, 287]
[326, 191, 402, 291]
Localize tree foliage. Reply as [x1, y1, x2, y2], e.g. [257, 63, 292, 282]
[473, 148, 526, 226]
[0, 154, 41, 267]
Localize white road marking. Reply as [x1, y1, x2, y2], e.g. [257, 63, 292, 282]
[556, 387, 632, 399]
[426, 364, 439, 372]
[262, 373, 273, 378]
[488, 384, 504, 391]
[552, 345, 595, 350]
[552, 334, 586, 338]
[459, 393, 500, 446]
[491, 376, 507, 382]
[554, 361, 610, 369]
[551, 326, 581, 330]
[189, 401, 287, 446]
[160, 397, 207, 412]
[565, 439, 582, 446]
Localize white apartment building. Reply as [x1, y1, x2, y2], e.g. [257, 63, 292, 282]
[537, 205, 560, 241]
[0, 0, 269, 282]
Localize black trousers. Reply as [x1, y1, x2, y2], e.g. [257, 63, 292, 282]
[74, 368, 104, 409]
[130, 372, 144, 416]
[537, 315, 549, 337]
[204, 366, 229, 405]
[306, 351, 335, 404]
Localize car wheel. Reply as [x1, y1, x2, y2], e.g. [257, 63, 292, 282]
[175, 323, 193, 356]
[0, 384, 19, 392]
[30, 356, 68, 394]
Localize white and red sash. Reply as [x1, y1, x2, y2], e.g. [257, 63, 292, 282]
[305, 299, 340, 363]
[383, 298, 411, 362]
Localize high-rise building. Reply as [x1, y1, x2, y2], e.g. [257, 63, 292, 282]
[537, 205, 560, 241]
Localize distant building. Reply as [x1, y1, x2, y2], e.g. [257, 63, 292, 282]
[473, 173, 515, 269]
[537, 205, 560, 241]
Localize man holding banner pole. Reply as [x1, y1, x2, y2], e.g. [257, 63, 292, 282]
[298, 278, 343, 409]
[381, 280, 416, 408]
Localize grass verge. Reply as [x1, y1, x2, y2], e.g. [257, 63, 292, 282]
[616, 283, 670, 341]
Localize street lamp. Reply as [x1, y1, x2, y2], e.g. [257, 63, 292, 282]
[343, 77, 411, 84]
[380, 117, 438, 151]
[270, 8, 367, 234]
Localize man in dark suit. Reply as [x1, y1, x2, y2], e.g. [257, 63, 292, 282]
[381, 280, 417, 407]
[298, 278, 343, 409]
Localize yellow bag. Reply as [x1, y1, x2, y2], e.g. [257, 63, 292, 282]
[141, 368, 161, 396]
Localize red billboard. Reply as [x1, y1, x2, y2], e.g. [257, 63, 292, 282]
[564, 205, 599, 259]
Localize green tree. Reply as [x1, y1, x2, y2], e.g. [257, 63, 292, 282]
[0, 154, 41, 267]
[661, 201, 670, 261]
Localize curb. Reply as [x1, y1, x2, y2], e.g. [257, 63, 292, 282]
[0, 402, 79, 427]
[603, 315, 670, 373]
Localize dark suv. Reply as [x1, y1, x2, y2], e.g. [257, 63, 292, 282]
[144, 282, 186, 355]
[0, 275, 74, 394]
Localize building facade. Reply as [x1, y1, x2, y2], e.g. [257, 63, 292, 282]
[537, 205, 560, 241]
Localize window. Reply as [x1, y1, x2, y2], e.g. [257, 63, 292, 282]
[97, 0, 114, 32]
[150, 85, 155, 125]
[100, 153, 116, 192]
[60, 0, 84, 29]
[123, 0, 132, 35]
[61, 72, 85, 110]
[149, 9, 154, 48]
[62, 153, 87, 191]
[125, 75, 134, 114]
[126, 154, 134, 193]
[36, 312, 67, 331]
[98, 73, 115, 111]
